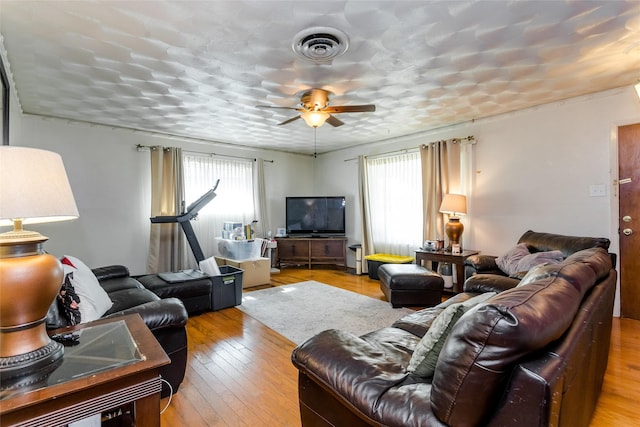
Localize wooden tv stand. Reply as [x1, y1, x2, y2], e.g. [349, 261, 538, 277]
[276, 237, 347, 269]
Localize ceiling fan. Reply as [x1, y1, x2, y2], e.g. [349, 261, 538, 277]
[259, 88, 376, 128]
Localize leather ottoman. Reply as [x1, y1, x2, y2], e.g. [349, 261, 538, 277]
[137, 274, 212, 315]
[378, 264, 444, 308]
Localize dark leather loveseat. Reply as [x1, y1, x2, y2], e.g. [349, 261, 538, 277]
[464, 229, 613, 287]
[46, 265, 188, 396]
[292, 233, 616, 426]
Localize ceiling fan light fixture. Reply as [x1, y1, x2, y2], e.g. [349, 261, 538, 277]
[301, 111, 330, 128]
[634, 80, 640, 100]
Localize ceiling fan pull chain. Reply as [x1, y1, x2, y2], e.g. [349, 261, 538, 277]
[313, 127, 317, 158]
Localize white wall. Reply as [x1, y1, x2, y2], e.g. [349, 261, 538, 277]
[9, 115, 314, 275]
[319, 87, 639, 253]
[316, 87, 640, 315]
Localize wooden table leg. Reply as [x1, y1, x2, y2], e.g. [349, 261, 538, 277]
[454, 262, 465, 293]
[134, 392, 161, 427]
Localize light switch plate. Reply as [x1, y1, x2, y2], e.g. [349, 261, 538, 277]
[589, 184, 606, 197]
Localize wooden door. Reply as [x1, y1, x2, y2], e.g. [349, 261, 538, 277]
[618, 124, 640, 319]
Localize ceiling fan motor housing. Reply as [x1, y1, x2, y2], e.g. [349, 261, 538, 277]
[301, 89, 330, 110]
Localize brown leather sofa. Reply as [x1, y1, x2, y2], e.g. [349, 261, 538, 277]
[46, 265, 188, 397]
[292, 238, 616, 426]
[464, 229, 613, 286]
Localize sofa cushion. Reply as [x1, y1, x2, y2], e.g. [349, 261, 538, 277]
[106, 287, 160, 315]
[517, 229, 610, 257]
[463, 273, 520, 293]
[391, 292, 476, 337]
[495, 243, 530, 275]
[496, 243, 564, 278]
[292, 328, 424, 426]
[511, 250, 564, 278]
[407, 304, 465, 377]
[62, 255, 113, 323]
[104, 297, 188, 331]
[408, 292, 497, 377]
[430, 249, 610, 426]
[99, 276, 145, 294]
[517, 262, 561, 286]
[92, 264, 131, 282]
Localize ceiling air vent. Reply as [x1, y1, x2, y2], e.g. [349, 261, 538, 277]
[292, 26, 349, 64]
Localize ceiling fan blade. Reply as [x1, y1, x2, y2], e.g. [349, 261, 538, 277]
[257, 105, 300, 110]
[278, 116, 302, 125]
[326, 115, 345, 127]
[324, 104, 376, 113]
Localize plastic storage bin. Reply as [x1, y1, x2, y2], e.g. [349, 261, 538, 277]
[364, 253, 414, 280]
[213, 237, 263, 260]
[211, 265, 244, 310]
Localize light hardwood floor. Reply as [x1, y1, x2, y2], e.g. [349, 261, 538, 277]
[160, 267, 639, 426]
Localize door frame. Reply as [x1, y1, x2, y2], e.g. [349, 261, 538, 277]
[608, 109, 640, 317]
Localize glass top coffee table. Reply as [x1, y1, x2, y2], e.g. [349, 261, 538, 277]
[0, 314, 170, 427]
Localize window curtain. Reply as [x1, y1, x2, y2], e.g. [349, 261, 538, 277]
[364, 151, 423, 256]
[147, 146, 185, 273]
[182, 153, 255, 265]
[421, 141, 461, 242]
[358, 155, 374, 271]
[253, 158, 270, 238]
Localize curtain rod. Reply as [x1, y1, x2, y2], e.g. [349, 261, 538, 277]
[343, 147, 418, 162]
[422, 135, 476, 147]
[364, 147, 420, 160]
[136, 144, 274, 163]
[343, 135, 476, 162]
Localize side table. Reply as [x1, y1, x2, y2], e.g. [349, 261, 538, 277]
[0, 314, 170, 427]
[415, 249, 480, 294]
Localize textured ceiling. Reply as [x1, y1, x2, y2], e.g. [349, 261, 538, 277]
[2, 0, 640, 155]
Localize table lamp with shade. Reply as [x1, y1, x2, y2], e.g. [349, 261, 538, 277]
[0, 146, 78, 382]
[439, 193, 467, 250]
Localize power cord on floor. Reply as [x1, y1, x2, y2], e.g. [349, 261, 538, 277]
[160, 378, 174, 414]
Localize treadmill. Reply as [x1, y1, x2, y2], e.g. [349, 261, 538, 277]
[150, 179, 220, 264]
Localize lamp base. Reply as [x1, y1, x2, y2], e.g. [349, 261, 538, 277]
[445, 217, 464, 249]
[0, 234, 65, 384]
[0, 340, 64, 386]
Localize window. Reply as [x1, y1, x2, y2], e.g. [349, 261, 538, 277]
[366, 151, 423, 256]
[182, 153, 255, 259]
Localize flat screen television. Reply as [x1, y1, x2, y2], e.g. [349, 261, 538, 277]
[285, 196, 346, 236]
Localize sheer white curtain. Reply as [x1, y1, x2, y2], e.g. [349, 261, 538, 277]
[358, 155, 375, 269]
[365, 151, 423, 256]
[253, 158, 270, 238]
[182, 153, 255, 265]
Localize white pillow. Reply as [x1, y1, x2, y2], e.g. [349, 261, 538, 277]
[407, 292, 497, 377]
[61, 255, 113, 323]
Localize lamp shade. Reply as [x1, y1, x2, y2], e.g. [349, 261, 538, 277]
[301, 111, 330, 128]
[0, 146, 78, 226]
[439, 193, 467, 216]
[635, 81, 640, 100]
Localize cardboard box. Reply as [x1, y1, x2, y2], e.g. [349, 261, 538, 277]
[217, 257, 270, 288]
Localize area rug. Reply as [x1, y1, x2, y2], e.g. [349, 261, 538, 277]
[237, 281, 413, 344]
